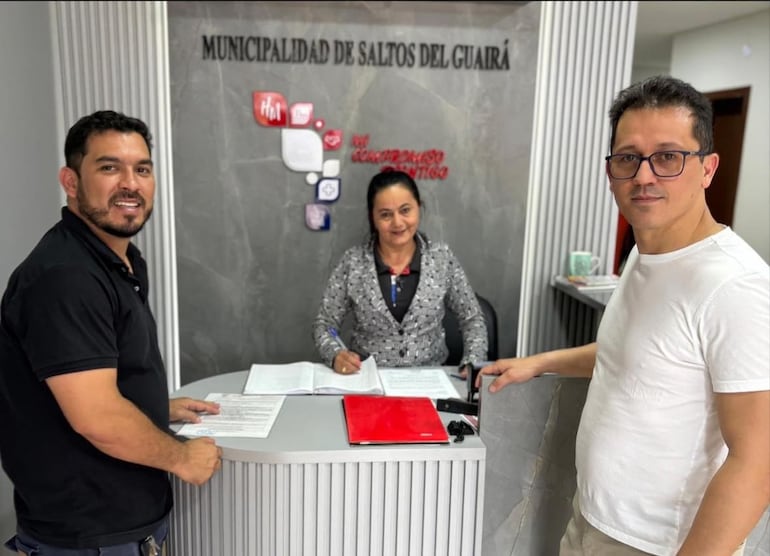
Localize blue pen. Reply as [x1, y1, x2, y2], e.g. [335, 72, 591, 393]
[329, 328, 369, 359]
[390, 275, 397, 307]
[328, 327, 348, 351]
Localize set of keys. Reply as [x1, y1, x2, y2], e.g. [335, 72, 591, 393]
[140, 535, 161, 556]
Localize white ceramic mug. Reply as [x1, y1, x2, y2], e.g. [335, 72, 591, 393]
[568, 251, 601, 276]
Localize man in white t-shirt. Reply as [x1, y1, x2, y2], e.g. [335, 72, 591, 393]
[480, 76, 769, 555]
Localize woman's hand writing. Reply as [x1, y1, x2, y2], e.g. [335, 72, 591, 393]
[333, 350, 362, 374]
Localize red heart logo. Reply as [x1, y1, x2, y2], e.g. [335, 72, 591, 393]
[323, 129, 343, 150]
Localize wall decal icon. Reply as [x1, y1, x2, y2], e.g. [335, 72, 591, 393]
[281, 129, 323, 172]
[316, 178, 341, 202]
[305, 203, 331, 230]
[289, 102, 314, 127]
[253, 91, 287, 127]
[323, 159, 340, 177]
[253, 90, 345, 232]
[305, 171, 319, 185]
[323, 129, 343, 150]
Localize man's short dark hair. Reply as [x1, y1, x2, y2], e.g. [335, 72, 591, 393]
[608, 75, 714, 154]
[64, 110, 153, 174]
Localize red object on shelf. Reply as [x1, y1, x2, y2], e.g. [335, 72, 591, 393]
[614, 213, 632, 275]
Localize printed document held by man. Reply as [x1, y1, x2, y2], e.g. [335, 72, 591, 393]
[177, 393, 285, 438]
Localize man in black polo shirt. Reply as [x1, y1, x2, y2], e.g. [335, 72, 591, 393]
[0, 110, 223, 555]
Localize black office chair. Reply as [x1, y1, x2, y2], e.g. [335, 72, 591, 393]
[443, 293, 499, 366]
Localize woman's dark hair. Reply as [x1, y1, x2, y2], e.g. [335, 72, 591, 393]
[64, 110, 153, 175]
[366, 170, 422, 242]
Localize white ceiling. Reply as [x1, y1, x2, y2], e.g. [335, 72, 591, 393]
[634, 1, 770, 69]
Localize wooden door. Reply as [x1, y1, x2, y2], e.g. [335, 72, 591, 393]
[705, 87, 750, 227]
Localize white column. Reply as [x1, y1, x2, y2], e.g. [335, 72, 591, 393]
[518, 1, 637, 355]
[49, 1, 180, 391]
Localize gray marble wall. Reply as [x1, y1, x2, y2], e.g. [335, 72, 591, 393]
[167, 1, 539, 384]
[0, 0, 61, 540]
[478, 374, 770, 555]
[479, 374, 589, 555]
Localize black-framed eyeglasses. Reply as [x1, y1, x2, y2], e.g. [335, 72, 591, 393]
[605, 150, 709, 179]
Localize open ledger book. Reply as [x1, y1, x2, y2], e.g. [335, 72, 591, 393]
[243, 356, 383, 395]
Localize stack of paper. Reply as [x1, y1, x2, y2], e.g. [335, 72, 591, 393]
[557, 274, 619, 291]
[377, 367, 460, 399]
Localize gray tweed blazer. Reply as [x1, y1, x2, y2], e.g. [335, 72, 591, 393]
[313, 234, 487, 367]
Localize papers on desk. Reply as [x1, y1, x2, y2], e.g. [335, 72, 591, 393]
[555, 274, 619, 291]
[378, 368, 461, 399]
[243, 357, 383, 395]
[176, 393, 284, 438]
[243, 360, 461, 400]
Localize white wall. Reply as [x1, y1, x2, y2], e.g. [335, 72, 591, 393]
[671, 10, 770, 262]
[0, 0, 60, 540]
[630, 62, 670, 84]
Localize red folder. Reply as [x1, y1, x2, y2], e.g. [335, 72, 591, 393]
[342, 395, 450, 445]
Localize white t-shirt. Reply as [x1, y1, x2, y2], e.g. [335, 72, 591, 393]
[575, 228, 770, 555]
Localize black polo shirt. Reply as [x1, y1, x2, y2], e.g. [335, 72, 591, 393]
[374, 244, 421, 323]
[0, 207, 172, 548]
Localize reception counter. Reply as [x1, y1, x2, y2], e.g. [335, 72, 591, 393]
[168, 370, 485, 556]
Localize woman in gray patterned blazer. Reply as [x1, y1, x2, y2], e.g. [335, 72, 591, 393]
[313, 170, 488, 374]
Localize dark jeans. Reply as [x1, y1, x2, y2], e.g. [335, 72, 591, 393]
[3, 519, 167, 556]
